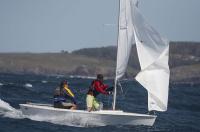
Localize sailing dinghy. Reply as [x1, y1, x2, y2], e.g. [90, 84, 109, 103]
[20, 0, 169, 126]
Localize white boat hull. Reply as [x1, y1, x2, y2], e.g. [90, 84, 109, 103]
[20, 103, 156, 126]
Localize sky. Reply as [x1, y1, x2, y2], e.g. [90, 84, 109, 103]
[0, 0, 199, 53]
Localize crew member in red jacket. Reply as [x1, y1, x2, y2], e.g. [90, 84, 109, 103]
[86, 74, 113, 112]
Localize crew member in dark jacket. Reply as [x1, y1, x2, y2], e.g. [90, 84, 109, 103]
[54, 80, 77, 110]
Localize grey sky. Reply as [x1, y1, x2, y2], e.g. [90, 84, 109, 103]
[0, 0, 199, 53]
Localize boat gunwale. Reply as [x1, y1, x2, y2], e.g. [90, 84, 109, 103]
[20, 103, 157, 118]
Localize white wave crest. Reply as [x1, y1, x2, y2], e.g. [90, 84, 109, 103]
[41, 80, 48, 83]
[0, 99, 24, 119]
[69, 75, 96, 79]
[24, 83, 33, 88]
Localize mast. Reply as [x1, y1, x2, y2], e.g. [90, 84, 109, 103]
[112, 78, 117, 110]
[112, 0, 121, 110]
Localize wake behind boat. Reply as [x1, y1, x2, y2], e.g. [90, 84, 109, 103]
[20, 103, 156, 126]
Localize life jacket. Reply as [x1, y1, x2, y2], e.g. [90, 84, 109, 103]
[63, 85, 75, 97]
[63, 85, 77, 104]
[54, 86, 76, 104]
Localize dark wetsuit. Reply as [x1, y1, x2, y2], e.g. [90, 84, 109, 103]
[54, 86, 76, 109]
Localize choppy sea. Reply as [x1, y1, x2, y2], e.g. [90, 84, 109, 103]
[0, 73, 200, 132]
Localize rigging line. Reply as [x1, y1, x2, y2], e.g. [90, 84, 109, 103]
[116, 81, 126, 99]
[117, 80, 131, 99]
[118, 81, 124, 94]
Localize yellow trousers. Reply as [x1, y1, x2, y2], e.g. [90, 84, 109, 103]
[86, 94, 100, 110]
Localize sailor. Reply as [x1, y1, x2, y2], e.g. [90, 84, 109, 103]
[54, 80, 77, 110]
[86, 74, 113, 112]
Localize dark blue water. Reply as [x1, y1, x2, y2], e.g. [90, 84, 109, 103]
[0, 73, 200, 132]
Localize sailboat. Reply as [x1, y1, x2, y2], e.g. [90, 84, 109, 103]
[20, 0, 169, 126]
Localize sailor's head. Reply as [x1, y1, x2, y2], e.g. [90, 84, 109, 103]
[97, 74, 104, 81]
[60, 80, 68, 87]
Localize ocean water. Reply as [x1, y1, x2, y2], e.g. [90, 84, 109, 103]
[0, 73, 200, 132]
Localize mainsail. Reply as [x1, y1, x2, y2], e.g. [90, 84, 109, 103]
[115, 0, 134, 80]
[113, 0, 137, 110]
[114, 0, 169, 112]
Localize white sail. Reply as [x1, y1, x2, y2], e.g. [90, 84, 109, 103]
[131, 4, 170, 111]
[115, 0, 135, 80]
[135, 46, 169, 111]
[114, 0, 139, 110]
[116, 0, 138, 80]
[115, 0, 169, 112]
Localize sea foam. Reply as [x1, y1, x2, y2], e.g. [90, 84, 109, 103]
[0, 99, 24, 119]
[24, 83, 33, 88]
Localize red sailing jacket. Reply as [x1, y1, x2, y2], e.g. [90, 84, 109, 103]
[87, 80, 109, 97]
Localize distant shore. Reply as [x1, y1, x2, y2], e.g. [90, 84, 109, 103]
[0, 41, 199, 85]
